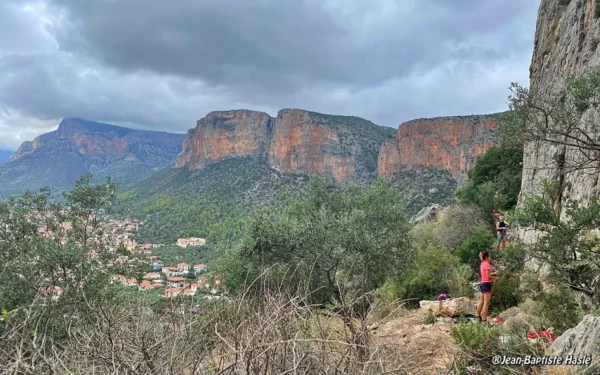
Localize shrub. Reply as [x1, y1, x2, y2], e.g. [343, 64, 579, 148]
[456, 145, 523, 213]
[400, 245, 473, 302]
[457, 227, 494, 272]
[423, 310, 436, 325]
[492, 273, 522, 312]
[451, 321, 501, 356]
[411, 204, 488, 251]
[493, 244, 526, 273]
[433, 205, 489, 249]
[536, 287, 584, 334]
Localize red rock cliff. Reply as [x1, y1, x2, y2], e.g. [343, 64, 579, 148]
[176, 110, 271, 170]
[177, 108, 394, 183]
[378, 115, 498, 181]
[268, 109, 358, 183]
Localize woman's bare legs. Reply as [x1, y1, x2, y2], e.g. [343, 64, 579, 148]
[481, 293, 492, 321]
[476, 292, 484, 319]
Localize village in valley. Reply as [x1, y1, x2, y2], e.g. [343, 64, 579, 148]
[35, 213, 225, 301]
[108, 217, 223, 299]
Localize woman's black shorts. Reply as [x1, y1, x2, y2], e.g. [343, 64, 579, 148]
[480, 282, 493, 294]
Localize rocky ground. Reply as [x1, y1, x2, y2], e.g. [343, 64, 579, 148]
[374, 310, 459, 374]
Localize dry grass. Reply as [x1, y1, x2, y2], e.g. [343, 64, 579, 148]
[0, 285, 460, 374]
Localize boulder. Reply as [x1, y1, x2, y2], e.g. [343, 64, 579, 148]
[419, 297, 477, 317]
[412, 204, 442, 224]
[548, 315, 600, 373]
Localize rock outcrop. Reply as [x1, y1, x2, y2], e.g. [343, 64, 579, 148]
[378, 115, 498, 182]
[411, 203, 443, 223]
[0, 118, 185, 196]
[177, 109, 395, 183]
[519, 0, 600, 241]
[419, 297, 477, 317]
[549, 315, 600, 373]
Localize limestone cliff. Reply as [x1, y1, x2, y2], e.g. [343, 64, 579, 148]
[378, 115, 498, 182]
[519, 0, 600, 235]
[176, 110, 271, 170]
[177, 109, 395, 183]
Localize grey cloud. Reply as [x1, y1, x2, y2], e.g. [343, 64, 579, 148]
[49, 0, 537, 92]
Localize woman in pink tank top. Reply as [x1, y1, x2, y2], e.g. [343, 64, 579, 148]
[476, 251, 497, 323]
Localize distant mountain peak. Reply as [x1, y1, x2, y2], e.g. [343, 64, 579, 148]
[57, 117, 135, 138]
[0, 118, 185, 196]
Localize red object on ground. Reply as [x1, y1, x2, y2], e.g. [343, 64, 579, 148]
[527, 330, 556, 341]
[492, 316, 505, 325]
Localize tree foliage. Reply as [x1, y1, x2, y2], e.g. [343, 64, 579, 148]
[0, 174, 152, 366]
[456, 146, 523, 212]
[223, 178, 413, 311]
[501, 71, 600, 173]
[135, 195, 248, 244]
[515, 181, 600, 300]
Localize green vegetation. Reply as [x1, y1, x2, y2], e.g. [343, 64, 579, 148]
[423, 310, 436, 324]
[457, 227, 495, 273]
[135, 195, 247, 244]
[387, 168, 458, 214]
[220, 178, 413, 311]
[515, 181, 600, 302]
[151, 243, 221, 267]
[456, 145, 523, 213]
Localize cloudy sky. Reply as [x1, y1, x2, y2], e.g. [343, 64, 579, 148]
[0, 0, 540, 150]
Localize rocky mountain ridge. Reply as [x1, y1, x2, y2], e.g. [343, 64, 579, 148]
[177, 109, 499, 184]
[3, 108, 500, 208]
[176, 109, 395, 183]
[0, 118, 185, 196]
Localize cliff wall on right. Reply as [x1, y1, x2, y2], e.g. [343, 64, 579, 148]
[520, 0, 600, 242]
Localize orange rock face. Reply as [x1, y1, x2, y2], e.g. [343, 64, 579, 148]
[177, 109, 373, 183]
[74, 134, 128, 159]
[176, 110, 271, 170]
[268, 109, 356, 182]
[378, 116, 498, 181]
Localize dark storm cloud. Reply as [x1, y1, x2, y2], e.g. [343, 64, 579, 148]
[50, 0, 534, 91]
[0, 0, 540, 150]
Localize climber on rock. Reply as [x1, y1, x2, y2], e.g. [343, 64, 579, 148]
[495, 213, 509, 250]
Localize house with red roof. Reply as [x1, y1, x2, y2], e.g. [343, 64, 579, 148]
[194, 264, 208, 274]
[178, 263, 190, 274]
[139, 280, 154, 291]
[144, 272, 161, 280]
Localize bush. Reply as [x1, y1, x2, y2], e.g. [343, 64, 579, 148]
[457, 227, 494, 272]
[456, 145, 523, 213]
[411, 204, 488, 251]
[491, 273, 522, 312]
[434, 205, 489, 249]
[536, 287, 584, 334]
[493, 244, 526, 273]
[396, 245, 474, 303]
[423, 310, 436, 325]
[451, 321, 501, 356]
